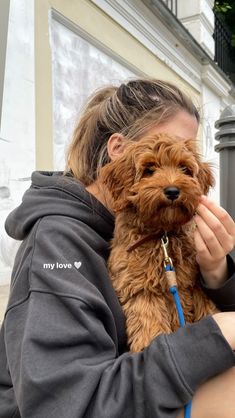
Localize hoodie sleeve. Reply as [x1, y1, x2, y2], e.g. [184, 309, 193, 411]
[2, 216, 235, 418]
[0, 322, 19, 418]
[200, 254, 235, 311]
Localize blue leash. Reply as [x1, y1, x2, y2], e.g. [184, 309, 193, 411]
[161, 236, 192, 418]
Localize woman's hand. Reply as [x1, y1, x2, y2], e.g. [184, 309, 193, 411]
[193, 195, 235, 289]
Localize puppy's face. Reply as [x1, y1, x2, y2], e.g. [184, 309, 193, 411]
[101, 134, 214, 231]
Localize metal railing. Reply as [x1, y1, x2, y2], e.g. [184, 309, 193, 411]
[161, 0, 178, 17]
[214, 13, 233, 77]
[161, 1, 234, 83]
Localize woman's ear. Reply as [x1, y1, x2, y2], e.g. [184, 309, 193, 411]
[107, 133, 128, 161]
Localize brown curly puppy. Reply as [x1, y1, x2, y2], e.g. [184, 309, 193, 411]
[101, 133, 218, 352]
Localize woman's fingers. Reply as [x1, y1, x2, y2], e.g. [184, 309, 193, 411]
[193, 195, 234, 284]
[194, 226, 214, 262]
[195, 197, 235, 255]
[198, 196, 235, 244]
[194, 212, 233, 258]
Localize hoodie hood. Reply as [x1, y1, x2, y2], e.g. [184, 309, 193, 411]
[5, 171, 115, 241]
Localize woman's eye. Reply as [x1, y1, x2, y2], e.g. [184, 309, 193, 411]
[179, 166, 193, 176]
[142, 166, 156, 177]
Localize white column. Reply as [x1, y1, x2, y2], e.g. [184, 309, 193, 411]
[177, 0, 215, 59]
[0, 0, 34, 283]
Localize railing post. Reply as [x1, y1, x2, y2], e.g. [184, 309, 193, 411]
[215, 105, 235, 259]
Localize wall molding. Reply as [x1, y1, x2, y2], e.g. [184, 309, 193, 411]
[91, 0, 202, 91]
[51, 8, 144, 77]
[202, 64, 231, 97]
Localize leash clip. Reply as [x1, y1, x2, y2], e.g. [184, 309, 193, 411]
[161, 233, 173, 269]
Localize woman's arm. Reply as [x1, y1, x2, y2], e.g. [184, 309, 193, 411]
[200, 254, 235, 311]
[1, 215, 235, 418]
[3, 290, 235, 418]
[0, 323, 19, 418]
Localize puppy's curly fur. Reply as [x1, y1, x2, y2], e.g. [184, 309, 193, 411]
[101, 133, 217, 352]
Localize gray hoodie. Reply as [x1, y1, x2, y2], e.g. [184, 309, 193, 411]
[1, 170, 235, 418]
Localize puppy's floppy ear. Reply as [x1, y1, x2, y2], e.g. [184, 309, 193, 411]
[197, 161, 215, 195]
[184, 138, 215, 195]
[100, 150, 136, 212]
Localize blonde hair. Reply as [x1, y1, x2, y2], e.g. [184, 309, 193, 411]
[64, 78, 199, 186]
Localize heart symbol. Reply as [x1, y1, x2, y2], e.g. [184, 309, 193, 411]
[74, 261, 82, 269]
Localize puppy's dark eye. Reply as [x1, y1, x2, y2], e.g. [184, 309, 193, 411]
[142, 165, 156, 177]
[179, 166, 193, 176]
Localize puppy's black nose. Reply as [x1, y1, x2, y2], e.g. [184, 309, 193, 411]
[164, 186, 180, 201]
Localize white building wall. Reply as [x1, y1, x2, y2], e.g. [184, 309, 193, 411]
[0, 0, 35, 283]
[0, 0, 35, 181]
[49, 15, 135, 170]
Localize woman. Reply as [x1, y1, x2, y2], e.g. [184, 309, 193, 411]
[0, 78, 235, 418]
